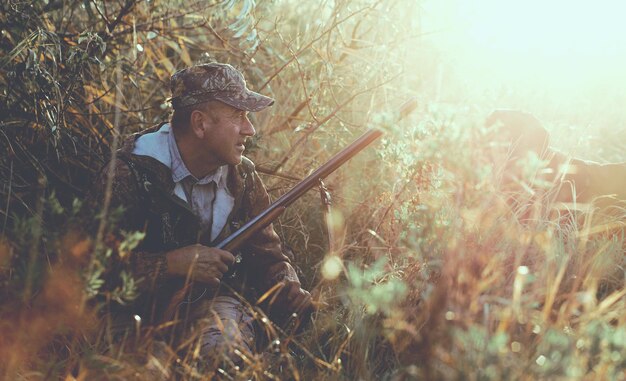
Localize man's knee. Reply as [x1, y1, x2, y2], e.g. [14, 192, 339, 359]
[195, 296, 256, 364]
[199, 318, 255, 357]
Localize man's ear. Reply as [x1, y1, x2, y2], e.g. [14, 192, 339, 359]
[189, 109, 206, 138]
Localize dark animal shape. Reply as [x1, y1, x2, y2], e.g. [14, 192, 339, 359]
[487, 110, 626, 215]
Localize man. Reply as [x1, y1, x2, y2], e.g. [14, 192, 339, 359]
[90, 63, 312, 371]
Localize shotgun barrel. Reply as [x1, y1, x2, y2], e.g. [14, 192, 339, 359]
[163, 99, 417, 320]
[217, 98, 418, 252]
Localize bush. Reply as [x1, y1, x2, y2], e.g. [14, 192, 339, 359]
[2, 1, 626, 380]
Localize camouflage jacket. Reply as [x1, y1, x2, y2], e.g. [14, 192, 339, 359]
[90, 124, 299, 322]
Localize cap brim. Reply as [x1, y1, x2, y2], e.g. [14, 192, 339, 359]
[214, 90, 274, 112]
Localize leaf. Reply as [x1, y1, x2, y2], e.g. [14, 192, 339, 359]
[118, 230, 146, 260]
[177, 38, 192, 66]
[85, 268, 105, 297]
[232, 19, 253, 39]
[112, 271, 138, 304]
[83, 85, 128, 111]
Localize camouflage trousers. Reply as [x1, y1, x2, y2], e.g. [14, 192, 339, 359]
[184, 295, 257, 368]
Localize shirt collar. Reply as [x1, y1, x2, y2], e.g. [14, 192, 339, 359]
[167, 125, 228, 187]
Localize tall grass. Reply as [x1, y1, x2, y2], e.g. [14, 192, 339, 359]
[1, 0, 626, 380]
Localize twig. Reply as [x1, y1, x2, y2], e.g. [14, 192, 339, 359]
[372, 164, 423, 234]
[66, 105, 158, 116]
[106, 0, 138, 34]
[93, 63, 123, 262]
[275, 30, 319, 125]
[256, 165, 302, 182]
[258, 6, 370, 91]
[2, 160, 12, 234]
[267, 94, 318, 135]
[271, 74, 399, 174]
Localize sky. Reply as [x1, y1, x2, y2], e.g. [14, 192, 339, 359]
[419, 0, 626, 89]
[409, 0, 626, 156]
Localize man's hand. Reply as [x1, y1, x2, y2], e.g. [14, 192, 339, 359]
[165, 244, 235, 286]
[276, 280, 313, 315]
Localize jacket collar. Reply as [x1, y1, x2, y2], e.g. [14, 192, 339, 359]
[118, 123, 246, 208]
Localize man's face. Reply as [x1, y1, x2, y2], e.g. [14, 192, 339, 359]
[197, 101, 256, 167]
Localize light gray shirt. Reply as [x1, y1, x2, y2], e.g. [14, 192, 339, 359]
[132, 123, 235, 240]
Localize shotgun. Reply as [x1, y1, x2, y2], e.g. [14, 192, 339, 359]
[219, 98, 418, 254]
[165, 99, 417, 318]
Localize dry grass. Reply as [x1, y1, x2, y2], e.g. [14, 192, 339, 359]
[1, 1, 626, 380]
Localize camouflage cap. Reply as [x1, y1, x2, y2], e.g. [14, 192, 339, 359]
[169, 63, 274, 112]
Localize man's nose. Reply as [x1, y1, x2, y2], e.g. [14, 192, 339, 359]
[241, 117, 255, 137]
